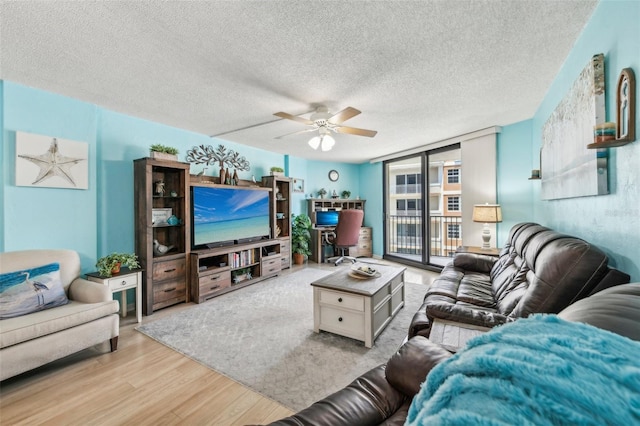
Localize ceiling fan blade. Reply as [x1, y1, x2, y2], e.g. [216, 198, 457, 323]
[335, 126, 377, 138]
[274, 111, 314, 126]
[327, 107, 361, 125]
[275, 128, 317, 139]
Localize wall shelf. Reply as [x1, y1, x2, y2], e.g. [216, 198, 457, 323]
[587, 139, 634, 149]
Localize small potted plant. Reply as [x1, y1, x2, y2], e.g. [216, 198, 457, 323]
[291, 214, 312, 265]
[150, 144, 179, 161]
[96, 252, 140, 277]
[317, 188, 327, 199]
[341, 190, 351, 199]
[270, 166, 285, 177]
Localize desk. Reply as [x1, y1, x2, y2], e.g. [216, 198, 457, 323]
[310, 227, 373, 263]
[310, 228, 335, 263]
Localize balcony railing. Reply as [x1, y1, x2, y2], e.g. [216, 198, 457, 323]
[391, 184, 422, 194]
[387, 215, 462, 260]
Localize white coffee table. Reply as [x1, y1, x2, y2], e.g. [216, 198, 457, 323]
[311, 263, 406, 348]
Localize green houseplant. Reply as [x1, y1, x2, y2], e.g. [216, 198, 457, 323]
[270, 166, 284, 177]
[291, 213, 312, 265]
[96, 252, 140, 277]
[317, 188, 327, 199]
[150, 144, 179, 161]
[341, 190, 351, 199]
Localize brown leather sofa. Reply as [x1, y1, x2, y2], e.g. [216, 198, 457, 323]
[266, 283, 640, 425]
[409, 222, 630, 338]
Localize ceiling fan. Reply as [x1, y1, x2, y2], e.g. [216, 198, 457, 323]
[274, 106, 377, 151]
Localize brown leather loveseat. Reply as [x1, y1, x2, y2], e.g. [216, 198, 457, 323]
[409, 222, 630, 338]
[267, 283, 640, 425]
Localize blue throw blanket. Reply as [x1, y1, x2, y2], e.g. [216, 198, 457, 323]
[406, 315, 640, 425]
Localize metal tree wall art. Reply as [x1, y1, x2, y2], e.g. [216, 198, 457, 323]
[186, 144, 250, 172]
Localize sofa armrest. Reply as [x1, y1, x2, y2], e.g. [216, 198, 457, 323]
[68, 277, 112, 303]
[266, 365, 407, 426]
[453, 252, 496, 273]
[408, 302, 431, 338]
[385, 336, 453, 397]
[427, 300, 511, 329]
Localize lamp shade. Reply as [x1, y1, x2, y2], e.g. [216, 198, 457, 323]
[472, 204, 502, 223]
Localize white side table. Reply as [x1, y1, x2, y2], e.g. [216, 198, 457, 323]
[87, 268, 143, 323]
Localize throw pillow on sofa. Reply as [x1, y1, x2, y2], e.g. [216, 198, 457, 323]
[0, 262, 69, 319]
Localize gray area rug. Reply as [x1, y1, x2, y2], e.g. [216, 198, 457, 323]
[137, 267, 427, 411]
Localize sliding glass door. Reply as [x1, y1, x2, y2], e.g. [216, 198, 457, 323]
[383, 144, 461, 269]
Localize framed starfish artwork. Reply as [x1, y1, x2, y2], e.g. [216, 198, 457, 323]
[15, 131, 89, 189]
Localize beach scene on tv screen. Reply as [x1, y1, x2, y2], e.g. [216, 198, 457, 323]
[193, 187, 270, 245]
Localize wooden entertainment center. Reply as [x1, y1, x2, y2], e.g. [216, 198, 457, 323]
[190, 239, 283, 303]
[134, 157, 293, 313]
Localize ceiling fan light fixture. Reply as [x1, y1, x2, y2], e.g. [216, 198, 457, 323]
[308, 136, 321, 150]
[320, 134, 335, 151]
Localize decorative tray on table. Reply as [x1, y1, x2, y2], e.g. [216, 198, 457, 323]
[349, 265, 381, 279]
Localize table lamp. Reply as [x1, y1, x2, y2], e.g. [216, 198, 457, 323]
[472, 204, 502, 249]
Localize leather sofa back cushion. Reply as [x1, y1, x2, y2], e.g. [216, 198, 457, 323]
[490, 224, 609, 318]
[0, 263, 69, 319]
[558, 283, 640, 341]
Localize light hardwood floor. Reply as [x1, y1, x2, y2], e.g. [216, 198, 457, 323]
[0, 261, 436, 425]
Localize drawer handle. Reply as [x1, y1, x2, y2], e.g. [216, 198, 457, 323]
[121, 280, 127, 286]
[164, 288, 176, 292]
[210, 275, 220, 280]
[338, 317, 343, 322]
[210, 285, 220, 290]
[164, 268, 177, 273]
[338, 297, 343, 303]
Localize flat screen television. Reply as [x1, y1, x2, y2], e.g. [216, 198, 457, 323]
[191, 186, 271, 249]
[315, 210, 339, 227]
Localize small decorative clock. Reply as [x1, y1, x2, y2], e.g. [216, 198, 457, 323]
[328, 170, 339, 182]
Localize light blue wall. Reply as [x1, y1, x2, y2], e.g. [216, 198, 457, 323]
[358, 162, 384, 255]
[496, 119, 535, 243]
[2, 82, 99, 271]
[529, 0, 640, 281]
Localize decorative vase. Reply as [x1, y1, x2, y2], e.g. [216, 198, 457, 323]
[232, 169, 239, 185]
[219, 168, 226, 185]
[293, 253, 305, 265]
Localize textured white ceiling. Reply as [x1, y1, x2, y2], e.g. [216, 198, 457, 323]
[0, 1, 597, 163]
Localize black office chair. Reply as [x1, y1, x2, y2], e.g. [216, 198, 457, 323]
[325, 209, 364, 266]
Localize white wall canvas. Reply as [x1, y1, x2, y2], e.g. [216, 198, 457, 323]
[541, 54, 607, 200]
[16, 131, 89, 189]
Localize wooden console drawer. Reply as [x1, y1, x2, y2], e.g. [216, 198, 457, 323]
[152, 258, 186, 281]
[318, 289, 364, 311]
[261, 256, 281, 276]
[198, 271, 231, 294]
[153, 277, 186, 304]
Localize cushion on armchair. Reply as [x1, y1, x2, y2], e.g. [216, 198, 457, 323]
[0, 263, 69, 319]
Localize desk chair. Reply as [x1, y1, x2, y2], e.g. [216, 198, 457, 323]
[325, 209, 364, 266]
